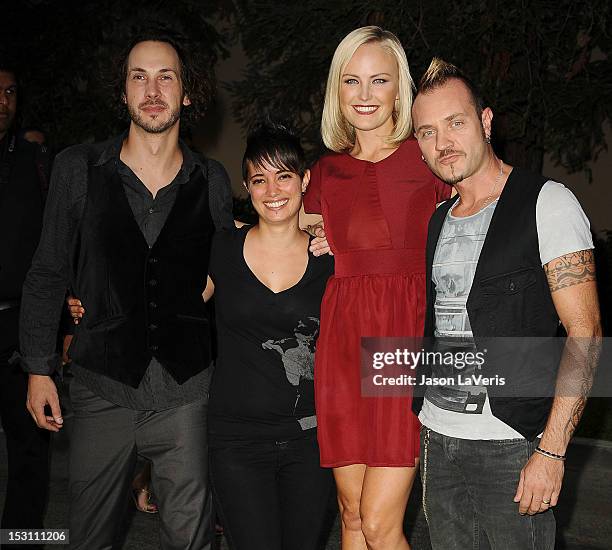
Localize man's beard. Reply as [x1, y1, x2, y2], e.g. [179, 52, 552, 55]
[442, 163, 465, 185]
[438, 150, 465, 185]
[127, 101, 181, 134]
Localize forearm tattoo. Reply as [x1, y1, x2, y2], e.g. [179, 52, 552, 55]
[544, 250, 596, 292]
[564, 336, 602, 436]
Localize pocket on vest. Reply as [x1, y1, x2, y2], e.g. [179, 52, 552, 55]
[477, 268, 538, 334]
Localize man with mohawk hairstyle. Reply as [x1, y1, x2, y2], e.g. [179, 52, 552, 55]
[411, 58, 601, 549]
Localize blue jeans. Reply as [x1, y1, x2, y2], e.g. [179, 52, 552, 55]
[420, 428, 556, 550]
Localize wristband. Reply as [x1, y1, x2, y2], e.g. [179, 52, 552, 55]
[535, 446, 566, 461]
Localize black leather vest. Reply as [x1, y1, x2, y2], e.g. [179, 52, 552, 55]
[68, 162, 214, 387]
[414, 167, 562, 440]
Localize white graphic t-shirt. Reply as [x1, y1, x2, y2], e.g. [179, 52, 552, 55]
[419, 180, 594, 439]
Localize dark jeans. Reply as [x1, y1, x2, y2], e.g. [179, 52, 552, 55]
[68, 378, 214, 550]
[0, 355, 50, 550]
[209, 430, 334, 550]
[420, 428, 556, 550]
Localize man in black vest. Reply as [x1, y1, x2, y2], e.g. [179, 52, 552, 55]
[411, 59, 601, 549]
[19, 33, 233, 549]
[0, 62, 50, 549]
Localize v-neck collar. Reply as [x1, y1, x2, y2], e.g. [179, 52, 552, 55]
[240, 226, 313, 296]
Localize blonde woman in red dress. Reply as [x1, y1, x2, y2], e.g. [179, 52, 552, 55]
[303, 27, 450, 550]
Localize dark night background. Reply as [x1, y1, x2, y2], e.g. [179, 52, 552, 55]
[5, 0, 610, 321]
[2, 2, 612, 547]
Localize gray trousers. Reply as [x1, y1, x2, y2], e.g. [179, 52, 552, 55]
[68, 379, 213, 550]
[421, 428, 555, 550]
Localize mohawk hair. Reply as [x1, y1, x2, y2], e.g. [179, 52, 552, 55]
[418, 57, 485, 117]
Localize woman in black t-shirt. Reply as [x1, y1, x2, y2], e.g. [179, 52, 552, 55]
[205, 123, 334, 550]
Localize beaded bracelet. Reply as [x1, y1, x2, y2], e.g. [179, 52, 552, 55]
[535, 446, 566, 461]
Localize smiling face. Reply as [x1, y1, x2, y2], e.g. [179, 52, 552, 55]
[339, 42, 399, 137]
[245, 161, 309, 226]
[412, 78, 492, 184]
[0, 71, 17, 140]
[123, 40, 191, 134]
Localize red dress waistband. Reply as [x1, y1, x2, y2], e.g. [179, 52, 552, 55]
[333, 248, 425, 277]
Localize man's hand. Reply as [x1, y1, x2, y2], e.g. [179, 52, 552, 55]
[307, 223, 332, 257]
[514, 451, 564, 515]
[27, 374, 63, 432]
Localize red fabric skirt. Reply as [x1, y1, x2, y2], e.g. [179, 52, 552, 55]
[315, 269, 424, 468]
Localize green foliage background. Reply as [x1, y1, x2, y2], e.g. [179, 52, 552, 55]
[5, 1, 611, 178]
[229, 0, 612, 176]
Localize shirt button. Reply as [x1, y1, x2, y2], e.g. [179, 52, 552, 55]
[509, 281, 516, 291]
[149, 279, 158, 287]
[148, 207, 155, 214]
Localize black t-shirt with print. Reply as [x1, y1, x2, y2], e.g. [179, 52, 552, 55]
[208, 226, 334, 443]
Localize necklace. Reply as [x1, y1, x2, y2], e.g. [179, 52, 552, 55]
[457, 159, 504, 214]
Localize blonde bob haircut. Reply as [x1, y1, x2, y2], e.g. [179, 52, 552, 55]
[321, 26, 414, 152]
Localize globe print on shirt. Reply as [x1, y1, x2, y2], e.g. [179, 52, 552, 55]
[262, 317, 319, 386]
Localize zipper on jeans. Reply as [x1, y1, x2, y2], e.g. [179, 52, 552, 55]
[422, 428, 430, 523]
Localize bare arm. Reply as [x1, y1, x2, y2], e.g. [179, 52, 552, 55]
[540, 250, 600, 450]
[299, 204, 322, 232]
[515, 250, 601, 514]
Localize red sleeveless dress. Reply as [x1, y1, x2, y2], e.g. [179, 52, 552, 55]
[304, 139, 450, 467]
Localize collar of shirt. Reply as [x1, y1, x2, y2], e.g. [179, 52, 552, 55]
[93, 131, 205, 187]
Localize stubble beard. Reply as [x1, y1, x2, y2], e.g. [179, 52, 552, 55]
[127, 102, 181, 134]
[444, 163, 465, 185]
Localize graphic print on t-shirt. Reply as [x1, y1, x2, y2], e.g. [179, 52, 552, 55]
[262, 317, 319, 386]
[427, 202, 497, 414]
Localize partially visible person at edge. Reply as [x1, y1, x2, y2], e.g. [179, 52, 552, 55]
[302, 27, 451, 550]
[18, 30, 233, 550]
[68, 122, 335, 549]
[0, 60, 51, 550]
[411, 58, 601, 549]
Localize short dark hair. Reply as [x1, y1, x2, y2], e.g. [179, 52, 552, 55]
[242, 122, 307, 182]
[417, 58, 485, 117]
[113, 27, 215, 126]
[0, 55, 18, 87]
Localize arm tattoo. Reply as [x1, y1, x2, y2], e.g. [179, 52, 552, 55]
[544, 250, 596, 292]
[564, 337, 601, 436]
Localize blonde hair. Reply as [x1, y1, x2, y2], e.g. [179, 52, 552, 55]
[418, 57, 484, 117]
[321, 26, 414, 152]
